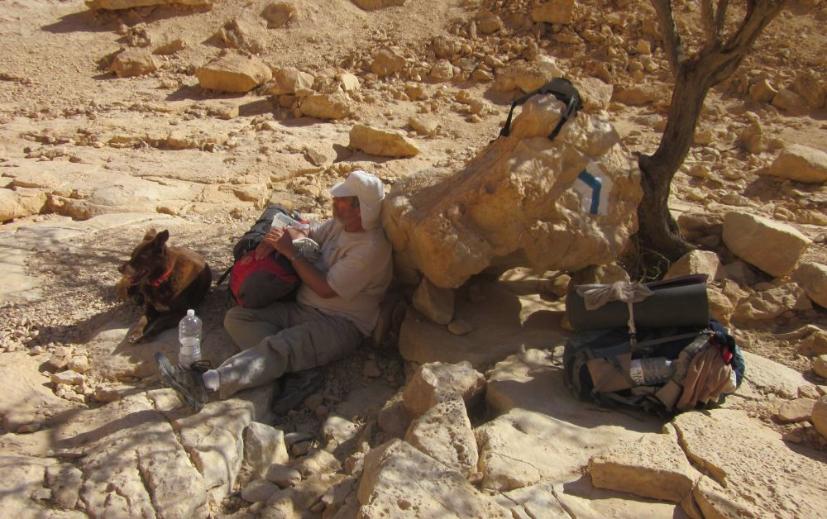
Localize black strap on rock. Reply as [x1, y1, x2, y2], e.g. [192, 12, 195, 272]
[499, 77, 583, 141]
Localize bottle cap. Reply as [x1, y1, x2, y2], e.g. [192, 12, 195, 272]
[187, 309, 195, 317]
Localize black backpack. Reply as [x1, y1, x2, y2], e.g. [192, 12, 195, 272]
[499, 77, 583, 142]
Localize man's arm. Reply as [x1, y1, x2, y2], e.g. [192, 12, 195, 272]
[262, 228, 338, 299]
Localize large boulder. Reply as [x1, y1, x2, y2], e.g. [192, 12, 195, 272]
[765, 144, 827, 184]
[383, 93, 642, 289]
[722, 212, 810, 277]
[357, 439, 510, 517]
[794, 262, 827, 308]
[196, 53, 272, 93]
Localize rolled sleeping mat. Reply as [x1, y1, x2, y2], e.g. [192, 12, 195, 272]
[566, 274, 709, 331]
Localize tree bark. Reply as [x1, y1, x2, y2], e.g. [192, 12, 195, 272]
[637, 62, 709, 262]
[637, 0, 786, 264]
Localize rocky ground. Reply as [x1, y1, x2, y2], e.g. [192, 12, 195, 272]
[1, 0, 826, 518]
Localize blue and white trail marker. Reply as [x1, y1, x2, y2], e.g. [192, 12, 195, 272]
[572, 162, 612, 216]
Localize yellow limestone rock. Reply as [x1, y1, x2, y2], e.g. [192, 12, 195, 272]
[589, 425, 702, 503]
[196, 53, 272, 93]
[383, 92, 642, 289]
[349, 124, 419, 158]
[722, 212, 810, 277]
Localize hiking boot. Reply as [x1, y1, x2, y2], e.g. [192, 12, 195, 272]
[272, 369, 324, 415]
[155, 352, 207, 412]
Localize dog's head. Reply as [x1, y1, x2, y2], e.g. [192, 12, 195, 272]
[118, 229, 170, 285]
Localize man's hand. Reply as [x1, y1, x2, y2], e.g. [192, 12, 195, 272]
[261, 228, 297, 259]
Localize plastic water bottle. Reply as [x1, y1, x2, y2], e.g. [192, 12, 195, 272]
[629, 357, 674, 385]
[178, 309, 202, 368]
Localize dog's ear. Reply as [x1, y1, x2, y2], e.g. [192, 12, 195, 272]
[143, 228, 157, 242]
[153, 230, 170, 249]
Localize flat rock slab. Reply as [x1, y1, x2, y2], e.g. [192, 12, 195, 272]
[740, 350, 808, 399]
[673, 408, 827, 518]
[0, 454, 86, 519]
[477, 349, 662, 491]
[399, 281, 566, 368]
[357, 438, 510, 518]
[0, 351, 80, 433]
[553, 477, 682, 519]
[588, 425, 701, 504]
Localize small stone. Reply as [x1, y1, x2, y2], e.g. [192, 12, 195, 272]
[294, 448, 341, 477]
[813, 355, 827, 379]
[304, 392, 324, 410]
[110, 48, 158, 78]
[291, 440, 312, 456]
[409, 116, 439, 136]
[51, 370, 83, 386]
[264, 464, 302, 487]
[812, 397, 827, 440]
[371, 48, 405, 77]
[447, 319, 473, 336]
[412, 278, 454, 325]
[68, 355, 90, 374]
[322, 415, 360, 447]
[261, 1, 297, 28]
[363, 359, 382, 378]
[794, 262, 827, 308]
[241, 479, 279, 503]
[93, 386, 122, 403]
[775, 398, 816, 423]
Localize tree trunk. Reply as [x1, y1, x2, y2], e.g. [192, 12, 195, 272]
[636, 61, 712, 262]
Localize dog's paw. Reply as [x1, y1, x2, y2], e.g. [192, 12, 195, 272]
[126, 317, 148, 344]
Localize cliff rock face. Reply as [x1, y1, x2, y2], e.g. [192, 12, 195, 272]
[383, 91, 642, 288]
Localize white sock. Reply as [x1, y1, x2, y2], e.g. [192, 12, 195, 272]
[202, 369, 220, 392]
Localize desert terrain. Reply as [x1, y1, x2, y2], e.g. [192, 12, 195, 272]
[1, 0, 826, 518]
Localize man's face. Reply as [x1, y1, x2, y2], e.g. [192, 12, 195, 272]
[332, 196, 360, 224]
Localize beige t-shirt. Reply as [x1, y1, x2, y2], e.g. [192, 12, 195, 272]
[297, 219, 393, 335]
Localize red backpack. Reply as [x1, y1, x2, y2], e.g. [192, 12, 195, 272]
[218, 205, 307, 308]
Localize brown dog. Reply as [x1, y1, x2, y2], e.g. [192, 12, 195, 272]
[118, 229, 212, 343]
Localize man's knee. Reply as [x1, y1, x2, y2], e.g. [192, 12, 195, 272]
[224, 305, 251, 336]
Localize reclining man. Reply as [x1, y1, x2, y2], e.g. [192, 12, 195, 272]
[156, 170, 393, 412]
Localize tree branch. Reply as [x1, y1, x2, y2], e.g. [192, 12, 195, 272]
[714, 0, 731, 33]
[650, 0, 684, 74]
[724, 0, 785, 52]
[701, 0, 718, 43]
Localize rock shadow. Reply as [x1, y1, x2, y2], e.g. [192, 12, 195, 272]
[42, 5, 211, 34]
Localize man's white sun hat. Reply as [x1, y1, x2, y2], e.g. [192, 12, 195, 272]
[329, 170, 385, 230]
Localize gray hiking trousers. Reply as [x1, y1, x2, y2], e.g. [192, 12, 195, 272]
[217, 302, 362, 398]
